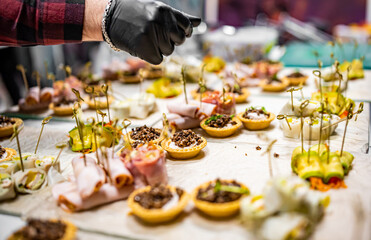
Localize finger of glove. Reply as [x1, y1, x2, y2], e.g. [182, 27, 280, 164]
[173, 10, 193, 37]
[136, 35, 163, 65]
[169, 22, 186, 46]
[184, 13, 202, 27]
[157, 26, 174, 56]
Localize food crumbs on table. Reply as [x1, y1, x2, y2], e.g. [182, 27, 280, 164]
[274, 153, 279, 158]
[256, 146, 261, 150]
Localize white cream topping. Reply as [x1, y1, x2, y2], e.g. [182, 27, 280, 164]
[169, 141, 198, 150]
[247, 112, 268, 120]
[162, 191, 180, 210]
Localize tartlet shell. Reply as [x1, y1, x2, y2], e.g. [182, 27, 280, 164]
[128, 185, 190, 223]
[192, 180, 249, 217]
[200, 117, 242, 138]
[283, 75, 308, 86]
[161, 137, 207, 159]
[234, 88, 250, 103]
[86, 96, 114, 109]
[125, 128, 164, 146]
[237, 112, 275, 130]
[0, 118, 23, 138]
[259, 78, 289, 92]
[49, 103, 74, 116]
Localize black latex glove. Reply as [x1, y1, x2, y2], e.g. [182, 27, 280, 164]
[105, 0, 201, 65]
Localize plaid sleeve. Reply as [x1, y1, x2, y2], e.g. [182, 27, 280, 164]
[0, 0, 85, 46]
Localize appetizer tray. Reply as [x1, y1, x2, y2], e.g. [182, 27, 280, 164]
[0, 96, 370, 240]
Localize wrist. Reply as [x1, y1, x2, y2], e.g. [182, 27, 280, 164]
[82, 0, 108, 41]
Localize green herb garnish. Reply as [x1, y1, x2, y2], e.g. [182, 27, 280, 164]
[214, 180, 249, 195]
[205, 114, 223, 125]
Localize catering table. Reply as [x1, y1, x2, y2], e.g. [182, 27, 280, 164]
[1, 68, 371, 240]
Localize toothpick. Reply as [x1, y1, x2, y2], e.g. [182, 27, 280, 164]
[72, 104, 86, 166]
[334, 61, 342, 105]
[327, 116, 331, 164]
[101, 147, 112, 184]
[85, 86, 99, 121]
[54, 142, 67, 172]
[340, 104, 354, 157]
[181, 65, 188, 104]
[111, 119, 118, 156]
[345, 65, 351, 96]
[161, 113, 170, 141]
[313, 70, 323, 102]
[318, 102, 324, 153]
[354, 102, 364, 121]
[34, 116, 52, 154]
[299, 100, 309, 153]
[97, 110, 106, 135]
[122, 119, 132, 147]
[276, 114, 291, 130]
[101, 84, 111, 123]
[286, 87, 301, 111]
[32, 71, 41, 93]
[262, 139, 277, 178]
[199, 64, 207, 108]
[48, 73, 56, 85]
[10, 125, 24, 172]
[308, 116, 313, 164]
[16, 65, 29, 92]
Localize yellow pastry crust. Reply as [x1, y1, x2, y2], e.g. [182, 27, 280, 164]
[141, 68, 163, 79]
[237, 111, 275, 130]
[128, 185, 190, 223]
[0, 148, 17, 163]
[0, 118, 23, 138]
[234, 88, 250, 103]
[125, 128, 164, 146]
[49, 103, 74, 116]
[283, 75, 308, 86]
[200, 117, 241, 138]
[259, 78, 289, 92]
[161, 137, 207, 159]
[192, 180, 249, 217]
[86, 96, 114, 109]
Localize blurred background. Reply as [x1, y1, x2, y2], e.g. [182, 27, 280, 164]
[0, 0, 370, 111]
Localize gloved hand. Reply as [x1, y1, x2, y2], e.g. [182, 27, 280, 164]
[104, 0, 201, 65]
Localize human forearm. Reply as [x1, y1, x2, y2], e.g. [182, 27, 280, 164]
[82, 0, 108, 41]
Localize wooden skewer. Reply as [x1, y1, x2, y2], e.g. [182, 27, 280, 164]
[35, 116, 52, 154]
[10, 125, 24, 172]
[181, 65, 188, 104]
[16, 65, 29, 92]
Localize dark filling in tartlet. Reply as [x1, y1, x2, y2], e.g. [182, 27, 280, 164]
[266, 76, 282, 84]
[205, 114, 237, 128]
[197, 179, 242, 203]
[0, 146, 5, 159]
[12, 219, 67, 240]
[0, 115, 15, 128]
[54, 97, 75, 107]
[131, 125, 161, 142]
[242, 107, 269, 120]
[287, 72, 304, 78]
[172, 130, 203, 148]
[134, 184, 184, 209]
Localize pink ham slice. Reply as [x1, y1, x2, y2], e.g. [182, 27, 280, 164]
[121, 145, 168, 188]
[169, 116, 201, 129]
[25, 87, 40, 105]
[72, 156, 106, 199]
[52, 182, 134, 212]
[40, 87, 54, 103]
[167, 101, 216, 119]
[98, 149, 133, 188]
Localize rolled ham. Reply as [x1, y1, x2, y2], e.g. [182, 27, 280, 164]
[40, 87, 54, 103]
[52, 181, 134, 212]
[120, 144, 167, 188]
[25, 87, 40, 105]
[167, 101, 216, 119]
[72, 156, 106, 199]
[98, 149, 133, 188]
[168, 114, 201, 129]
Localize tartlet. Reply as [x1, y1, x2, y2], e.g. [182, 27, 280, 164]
[126, 126, 164, 148]
[0, 146, 17, 163]
[192, 179, 249, 217]
[200, 115, 241, 137]
[238, 107, 275, 130]
[128, 185, 190, 223]
[0, 116, 23, 138]
[234, 88, 250, 103]
[86, 95, 114, 109]
[7, 218, 77, 240]
[283, 72, 308, 86]
[259, 77, 289, 92]
[119, 73, 141, 83]
[161, 130, 207, 159]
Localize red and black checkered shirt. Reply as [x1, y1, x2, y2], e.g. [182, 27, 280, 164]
[0, 0, 85, 46]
